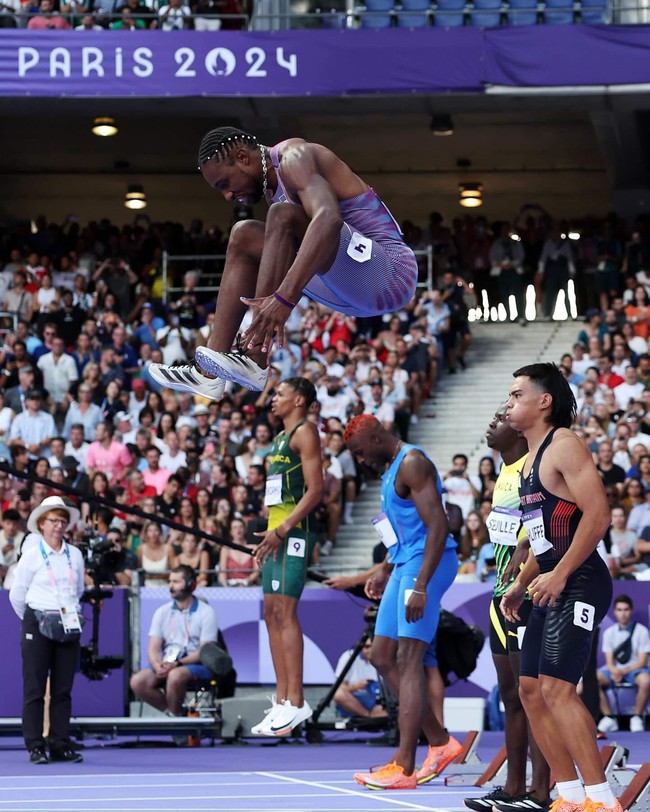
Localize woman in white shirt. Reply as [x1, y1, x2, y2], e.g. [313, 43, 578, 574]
[8, 496, 85, 765]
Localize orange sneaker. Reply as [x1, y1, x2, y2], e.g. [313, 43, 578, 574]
[416, 735, 464, 785]
[584, 798, 624, 812]
[353, 761, 417, 790]
[548, 798, 587, 812]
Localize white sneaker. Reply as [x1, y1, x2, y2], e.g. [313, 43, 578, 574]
[267, 699, 312, 736]
[320, 540, 334, 557]
[597, 715, 619, 733]
[250, 695, 281, 736]
[630, 714, 645, 732]
[148, 361, 226, 401]
[343, 514, 354, 525]
[195, 346, 269, 391]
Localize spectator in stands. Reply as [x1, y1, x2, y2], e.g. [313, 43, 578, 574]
[26, 0, 71, 27]
[439, 270, 472, 373]
[327, 430, 357, 525]
[457, 510, 489, 578]
[136, 520, 170, 587]
[596, 441, 626, 495]
[8, 390, 55, 460]
[37, 336, 78, 422]
[64, 424, 89, 472]
[596, 221, 623, 313]
[85, 421, 131, 487]
[489, 221, 525, 318]
[158, 0, 191, 29]
[170, 533, 210, 587]
[615, 366, 645, 410]
[442, 453, 481, 519]
[607, 506, 640, 579]
[75, 12, 104, 29]
[142, 445, 171, 495]
[3, 272, 33, 324]
[597, 595, 650, 734]
[218, 518, 257, 586]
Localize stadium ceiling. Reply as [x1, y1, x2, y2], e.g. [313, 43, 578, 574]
[0, 90, 648, 178]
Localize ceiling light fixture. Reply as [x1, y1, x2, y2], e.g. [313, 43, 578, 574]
[92, 117, 118, 137]
[459, 183, 482, 208]
[124, 184, 147, 210]
[430, 114, 454, 137]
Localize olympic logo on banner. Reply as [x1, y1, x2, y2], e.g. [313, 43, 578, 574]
[16, 44, 298, 81]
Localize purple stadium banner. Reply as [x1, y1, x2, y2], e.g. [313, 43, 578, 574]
[0, 29, 484, 97]
[1, 581, 648, 718]
[0, 27, 650, 98]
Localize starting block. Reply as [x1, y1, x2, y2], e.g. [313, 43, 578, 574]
[444, 731, 508, 787]
[619, 763, 650, 812]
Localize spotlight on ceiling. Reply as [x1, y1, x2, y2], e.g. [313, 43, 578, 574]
[430, 114, 454, 137]
[124, 185, 147, 210]
[92, 117, 118, 137]
[459, 183, 483, 208]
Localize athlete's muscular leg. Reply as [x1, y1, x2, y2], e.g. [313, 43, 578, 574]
[206, 204, 308, 362]
[263, 593, 305, 707]
[539, 674, 606, 785]
[495, 652, 528, 797]
[370, 635, 399, 696]
[519, 676, 580, 783]
[206, 220, 265, 355]
[504, 650, 550, 800]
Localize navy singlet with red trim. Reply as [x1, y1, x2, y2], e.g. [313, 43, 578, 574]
[519, 427, 585, 574]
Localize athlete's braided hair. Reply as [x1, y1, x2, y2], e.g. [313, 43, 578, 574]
[284, 377, 317, 409]
[197, 127, 258, 168]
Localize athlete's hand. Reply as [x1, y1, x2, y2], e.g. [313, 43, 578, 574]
[253, 528, 283, 565]
[325, 575, 356, 591]
[527, 570, 567, 608]
[501, 542, 530, 588]
[500, 580, 526, 622]
[365, 569, 389, 600]
[405, 590, 427, 624]
[240, 294, 290, 354]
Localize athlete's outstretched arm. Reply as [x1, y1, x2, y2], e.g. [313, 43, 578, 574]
[528, 432, 610, 607]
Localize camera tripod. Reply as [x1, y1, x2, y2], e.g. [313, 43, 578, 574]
[305, 605, 398, 744]
[79, 569, 125, 681]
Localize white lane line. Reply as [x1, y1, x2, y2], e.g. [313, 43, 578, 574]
[256, 771, 452, 812]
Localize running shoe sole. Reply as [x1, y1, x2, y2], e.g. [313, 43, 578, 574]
[195, 347, 269, 391]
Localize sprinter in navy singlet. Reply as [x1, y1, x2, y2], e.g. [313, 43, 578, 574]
[501, 363, 619, 812]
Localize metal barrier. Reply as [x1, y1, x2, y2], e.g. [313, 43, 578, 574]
[161, 245, 433, 305]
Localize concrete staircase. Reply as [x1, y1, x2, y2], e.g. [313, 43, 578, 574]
[321, 319, 581, 577]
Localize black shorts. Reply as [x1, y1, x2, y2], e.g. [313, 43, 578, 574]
[520, 551, 612, 684]
[489, 595, 533, 657]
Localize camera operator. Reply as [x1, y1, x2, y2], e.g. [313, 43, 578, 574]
[130, 565, 221, 716]
[87, 528, 136, 587]
[8, 496, 85, 765]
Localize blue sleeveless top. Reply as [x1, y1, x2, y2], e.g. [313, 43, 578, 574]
[381, 444, 457, 566]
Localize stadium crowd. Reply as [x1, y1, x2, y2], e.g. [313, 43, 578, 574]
[0, 205, 650, 589]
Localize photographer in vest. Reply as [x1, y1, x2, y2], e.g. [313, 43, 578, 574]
[9, 496, 85, 765]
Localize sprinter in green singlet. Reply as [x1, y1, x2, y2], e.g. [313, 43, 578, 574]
[250, 377, 323, 737]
